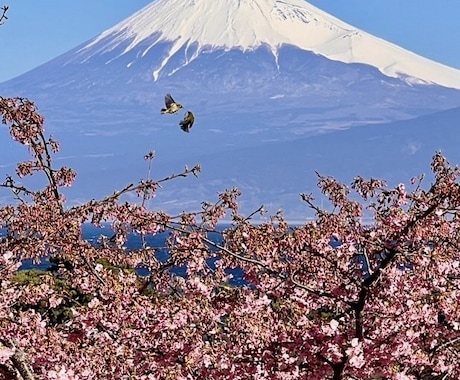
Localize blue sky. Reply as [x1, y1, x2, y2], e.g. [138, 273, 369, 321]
[1, 0, 459, 83]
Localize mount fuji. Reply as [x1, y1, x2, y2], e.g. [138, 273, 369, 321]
[1, 0, 460, 219]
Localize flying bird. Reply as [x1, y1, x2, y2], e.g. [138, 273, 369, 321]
[179, 111, 195, 133]
[161, 93, 183, 114]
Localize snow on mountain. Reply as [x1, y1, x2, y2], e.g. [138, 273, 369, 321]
[76, 0, 460, 89]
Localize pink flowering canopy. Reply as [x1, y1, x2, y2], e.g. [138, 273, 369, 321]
[1, 93, 460, 380]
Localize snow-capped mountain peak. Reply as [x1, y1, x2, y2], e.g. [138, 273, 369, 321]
[78, 0, 460, 89]
[84, 0, 354, 54]
[2, 0, 460, 218]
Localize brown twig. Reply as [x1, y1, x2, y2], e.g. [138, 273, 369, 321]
[0, 6, 8, 25]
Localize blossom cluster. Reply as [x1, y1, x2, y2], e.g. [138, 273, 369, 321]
[1, 97, 460, 379]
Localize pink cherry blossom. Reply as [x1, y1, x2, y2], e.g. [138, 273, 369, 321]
[1, 98, 460, 379]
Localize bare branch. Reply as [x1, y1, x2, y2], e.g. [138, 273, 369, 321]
[0, 6, 8, 25]
[0, 339, 36, 380]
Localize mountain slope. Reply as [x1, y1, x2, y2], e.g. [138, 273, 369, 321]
[75, 0, 460, 88]
[138, 106, 460, 219]
[0, 0, 458, 130]
[7, 106, 455, 220]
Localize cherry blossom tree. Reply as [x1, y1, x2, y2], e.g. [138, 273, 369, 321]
[2, 95, 459, 380]
[1, 9, 459, 380]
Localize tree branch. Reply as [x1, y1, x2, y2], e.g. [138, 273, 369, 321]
[0, 339, 36, 380]
[0, 5, 8, 25]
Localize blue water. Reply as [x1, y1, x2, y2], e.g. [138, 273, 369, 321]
[11, 223, 245, 285]
[3, 225, 399, 285]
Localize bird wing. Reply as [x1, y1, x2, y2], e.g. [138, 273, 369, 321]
[179, 116, 187, 127]
[179, 112, 194, 132]
[179, 112, 194, 127]
[165, 94, 175, 108]
[188, 112, 195, 128]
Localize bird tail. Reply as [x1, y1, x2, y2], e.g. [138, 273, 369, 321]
[180, 124, 190, 133]
[161, 108, 167, 114]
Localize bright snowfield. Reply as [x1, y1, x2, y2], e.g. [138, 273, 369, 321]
[80, 0, 460, 89]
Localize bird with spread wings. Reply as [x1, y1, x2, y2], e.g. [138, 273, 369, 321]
[160, 93, 183, 114]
